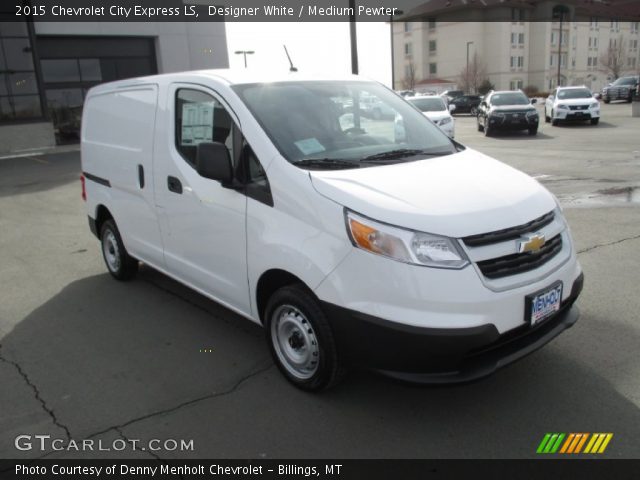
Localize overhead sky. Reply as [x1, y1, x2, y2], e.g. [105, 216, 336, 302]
[225, 22, 392, 86]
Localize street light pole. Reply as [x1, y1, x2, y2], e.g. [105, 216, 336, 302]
[234, 50, 254, 68]
[349, 0, 358, 74]
[557, 14, 563, 87]
[389, 10, 404, 89]
[466, 41, 474, 93]
[553, 5, 569, 87]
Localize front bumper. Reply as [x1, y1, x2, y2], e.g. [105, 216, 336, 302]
[321, 272, 583, 383]
[554, 108, 599, 121]
[488, 114, 538, 130]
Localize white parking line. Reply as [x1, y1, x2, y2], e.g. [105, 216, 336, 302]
[0, 151, 46, 161]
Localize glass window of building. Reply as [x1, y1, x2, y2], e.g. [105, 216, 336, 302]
[0, 20, 43, 122]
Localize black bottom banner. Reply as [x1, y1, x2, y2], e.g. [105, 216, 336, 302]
[1, 459, 639, 480]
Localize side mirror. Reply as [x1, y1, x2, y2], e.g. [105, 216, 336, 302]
[449, 104, 456, 112]
[196, 142, 233, 185]
[530, 98, 537, 104]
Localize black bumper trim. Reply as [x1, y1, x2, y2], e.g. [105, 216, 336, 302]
[321, 272, 583, 384]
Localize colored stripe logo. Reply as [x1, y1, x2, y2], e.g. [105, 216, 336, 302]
[537, 433, 613, 454]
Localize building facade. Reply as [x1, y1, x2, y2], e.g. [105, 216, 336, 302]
[394, 10, 640, 94]
[0, 20, 228, 153]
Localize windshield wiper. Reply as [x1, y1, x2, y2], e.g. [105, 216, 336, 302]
[362, 149, 452, 162]
[294, 158, 360, 170]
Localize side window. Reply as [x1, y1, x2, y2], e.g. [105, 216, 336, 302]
[175, 89, 234, 167]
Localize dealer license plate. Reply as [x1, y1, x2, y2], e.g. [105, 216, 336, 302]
[527, 283, 563, 326]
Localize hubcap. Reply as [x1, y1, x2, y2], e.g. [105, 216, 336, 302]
[271, 305, 319, 380]
[102, 230, 121, 272]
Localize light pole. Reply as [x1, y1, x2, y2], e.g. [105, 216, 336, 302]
[553, 5, 570, 87]
[389, 10, 404, 89]
[234, 50, 254, 68]
[466, 41, 474, 93]
[349, 0, 358, 74]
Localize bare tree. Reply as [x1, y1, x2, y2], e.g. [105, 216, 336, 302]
[599, 35, 627, 81]
[458, 52, 487, 93]
[403, 62, 416, 91]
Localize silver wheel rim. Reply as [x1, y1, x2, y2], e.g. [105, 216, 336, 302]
[271, 305, 319, 380]
[102, 230, 121, 272]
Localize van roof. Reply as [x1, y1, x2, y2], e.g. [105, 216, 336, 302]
[87, 69, 370, 95]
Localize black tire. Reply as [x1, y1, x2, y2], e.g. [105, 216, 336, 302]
[483, 122, 491, 136]
[529, 127, 538, 135]
[470, 106, 478, 116]
[264, 285, 343, 391]
[591, 118, 599, 125]
[627, 94, 633, 103]
[100, 219, 138, 281]
[551, 111, 559, 126]
[477, 119, 484, 132]
[604, 97, 610, 104]
[544, 111, 550, 123]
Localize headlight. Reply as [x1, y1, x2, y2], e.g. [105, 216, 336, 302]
[345, 210, 469, 269]
[590, 102, 599, 109]
[439, 117, 452, 125]
[526, 110, 538, 117]
[557, 104, 569, 110]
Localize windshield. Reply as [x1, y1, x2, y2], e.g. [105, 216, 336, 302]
[612, 77, 637, 86]
[557, 88, 593, 99]
[490, 93, 530, 106]
[233, 81, 456, 169]
[409, 97, 446, 112]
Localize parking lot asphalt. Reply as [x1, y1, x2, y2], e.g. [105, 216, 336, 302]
[0, 102, 639, 460]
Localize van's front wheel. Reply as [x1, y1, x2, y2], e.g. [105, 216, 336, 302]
[100, 219, 138, 280]
[265, 285, 342, 391]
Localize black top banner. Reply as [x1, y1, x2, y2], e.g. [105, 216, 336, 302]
[3, 0, 640, 22]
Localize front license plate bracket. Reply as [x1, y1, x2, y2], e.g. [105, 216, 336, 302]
[525, 282, 563, 327]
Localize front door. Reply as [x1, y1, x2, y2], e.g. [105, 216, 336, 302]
[153, 85, 250, 315]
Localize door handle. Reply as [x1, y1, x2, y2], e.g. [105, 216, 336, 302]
[167, 176, 183, 194]
[138, 164, 145, 189]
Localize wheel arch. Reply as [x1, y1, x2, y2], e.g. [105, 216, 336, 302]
[255, 269, 314, 325]
[94, 204, 114, 236]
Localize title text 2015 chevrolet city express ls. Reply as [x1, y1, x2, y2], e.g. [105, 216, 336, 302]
[81, 70, 583, 391]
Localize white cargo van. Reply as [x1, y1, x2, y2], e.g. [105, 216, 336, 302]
[81, 70, 583, 390]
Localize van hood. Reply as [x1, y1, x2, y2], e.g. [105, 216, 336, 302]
[309, 148, 555, 238]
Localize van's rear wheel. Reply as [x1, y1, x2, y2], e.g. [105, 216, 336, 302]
[100, 219, 138, 280]
[265, 285, 342, 391]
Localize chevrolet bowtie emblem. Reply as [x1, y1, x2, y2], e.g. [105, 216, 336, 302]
[518, 233, 546, 253]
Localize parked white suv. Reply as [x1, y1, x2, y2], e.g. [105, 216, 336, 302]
[545, 86, 600, 126]
[81, 70, 583, 390]
[407, 95, 455, 138]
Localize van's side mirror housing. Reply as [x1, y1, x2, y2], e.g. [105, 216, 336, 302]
[196, 142, 233, 185]
[530, 98, 537, 104]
